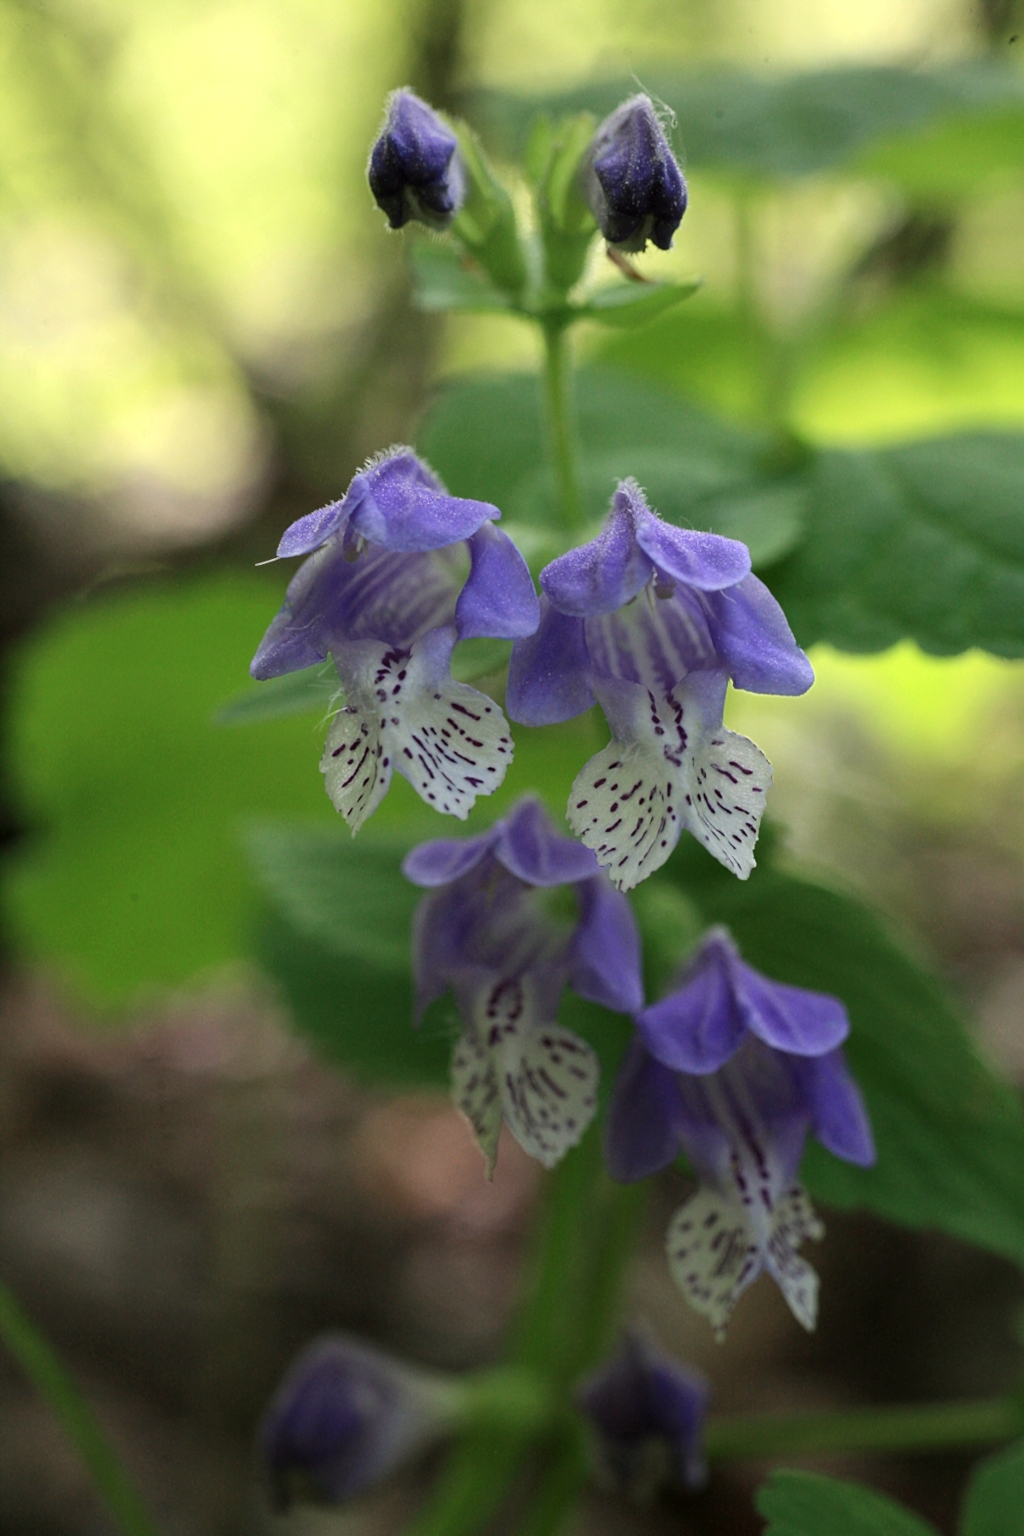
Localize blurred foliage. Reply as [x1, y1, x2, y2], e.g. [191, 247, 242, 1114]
[472, 64, 1024, 186]
[961, 1439, 1024, 1536]
[757, 1468, 938, 1535]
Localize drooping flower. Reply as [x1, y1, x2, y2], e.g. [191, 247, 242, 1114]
[403, 796, 643, 1173]
[506, 479, 813, 890]
[259, 1334, 461, 1509]
[605, 931, 874, 1339]
[582, 95, 687, 253]
[251, 448, 539, 830]
[575, 1328, 708, 1499]
[368, 89, 465, 231]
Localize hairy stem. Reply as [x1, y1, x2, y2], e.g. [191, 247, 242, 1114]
[541, 319, 586, 531]
[705, 1396, 1024, 1462]
[0, 1279, 161, 1536]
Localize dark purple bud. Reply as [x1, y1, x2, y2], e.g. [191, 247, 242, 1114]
[258, 1335, 459, 1509]
[576, 1329, 708, 1498]
[584, 94, 687, 253]
[368, 89, 465, 231]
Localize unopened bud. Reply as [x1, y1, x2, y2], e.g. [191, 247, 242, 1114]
[575, 1329, 708, 1500]
[368, 89, 465, 231]
[259, 1335, 460, 1509]
[583, 95, 687, 254]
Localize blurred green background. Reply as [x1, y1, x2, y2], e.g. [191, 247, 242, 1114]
[3, 0, 1024, 1015]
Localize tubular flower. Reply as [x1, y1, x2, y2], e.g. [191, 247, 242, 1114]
[368, 89, 465, 231]
[259, 1334, 460, 1509]
[605, 931, 874, 1340]
[506, 479, 813, 890]
[403, 796, 643, 1174]
[575, 1328, 709, 1499]
[582, 94, 687, 253]
[251, 448, 539, 831]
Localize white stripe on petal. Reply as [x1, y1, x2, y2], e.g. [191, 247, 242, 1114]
[568, 677, 771, 890]
[320, 708, 390, 831]
[665, 1188, 762, 1342]
[765, 1184, 823, 1332]
[681, 724, 771, 881]
[496, 1020, 600, 1169]
[461, 975, 600, 1171]
[451, 1032, 502, 1177]
[330, 629, 514, 826]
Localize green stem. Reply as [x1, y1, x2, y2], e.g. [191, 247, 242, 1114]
[541, 319, 585, 531]
[515, 1431, 589, 1536]
[705, 1396, 1024, 1462]
[405, 1131, 644, 1536]
[0, 1278, 161, 1536]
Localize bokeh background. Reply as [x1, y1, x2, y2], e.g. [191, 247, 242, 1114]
[2, 0, 1024, 1532]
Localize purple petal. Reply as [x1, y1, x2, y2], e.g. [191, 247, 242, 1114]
[634, 511, 750, 592]
[402, 827, 499, 888]
[494, 796, 599, 885]
[540, 485, 653, 617]
[570, 876, 645, 1014]
[605, 1038, 685, 1181]
[735, 961, 850, 1056]
[455, 523, 540, 640]
[276, 499, 348, 558]
[705, 574, 814, 696]
[348, 449, 498, 552]
[575, 1329, 708, 1495]
[638, 932, 745, 1074]
[250, 546, 336, 678]
[798, 1049, 876, 1167]
[506, 597, 594, 725]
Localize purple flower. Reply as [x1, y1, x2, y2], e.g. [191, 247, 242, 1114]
[583, 95, 687, 253]
[506, 479, 813, 890]
[368, 89, 465, 231]
[605, 932, 874, 1339]
[259, 1334, 459, 1509]
[403, 796, 643, 1173]
[576, 1329, 708, 1499]
[251, 448, 539, 830]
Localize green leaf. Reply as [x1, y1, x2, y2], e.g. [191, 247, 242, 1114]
[1, 573, 357, 1007]
[756, 1469, 938, 1536]
[245, 823, 452, 1085]
[410, 241, 513, 314]
[473, 64, 1024, 187]
[961, 1440, 1024, 1536]
[417, 369, 804, 568]
[572, 280, 700, 328]
[769, 433, 1024, 657]
[214, 663, 339, 725]
[661, 839, 1024, 1268]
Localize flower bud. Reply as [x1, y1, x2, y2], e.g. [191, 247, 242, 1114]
[258, 1335, 460, 1509]
[368, 89, 465, 231]
[575, 1329, 708, 1499]
[583, 94, 687, 253]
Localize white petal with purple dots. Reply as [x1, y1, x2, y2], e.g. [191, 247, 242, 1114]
[324, 626, 514, 829]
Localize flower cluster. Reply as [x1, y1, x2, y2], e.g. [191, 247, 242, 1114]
[249, 85, 879, 1513]
[606, 928, 875, 1338]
